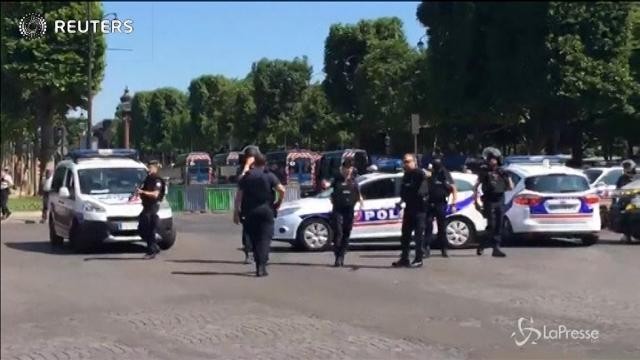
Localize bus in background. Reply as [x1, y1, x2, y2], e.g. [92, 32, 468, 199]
[213, 152, 240, 184]
[266, 150, 321, 196]
[314, 149, 369, 193]
[160, 152, 212, 185]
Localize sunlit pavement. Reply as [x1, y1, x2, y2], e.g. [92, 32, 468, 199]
[2, 214, 639, 360]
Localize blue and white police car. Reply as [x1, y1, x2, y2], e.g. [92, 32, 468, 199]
[48, 149, 176, 253]
[500, 161, 601, 245]
[273, 172, 486, 251]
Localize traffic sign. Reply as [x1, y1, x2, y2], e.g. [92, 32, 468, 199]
[411, 114, 420, 135]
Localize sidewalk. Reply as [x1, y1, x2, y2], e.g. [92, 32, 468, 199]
[1, 211, 42, 225]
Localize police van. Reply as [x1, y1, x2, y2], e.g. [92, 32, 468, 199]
[274, 172, 486, 251]
[48, 149, 176, 252]
[500, 160, 601, 245]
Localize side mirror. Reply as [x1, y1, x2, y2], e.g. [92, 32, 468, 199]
[59, 187, 70, 198]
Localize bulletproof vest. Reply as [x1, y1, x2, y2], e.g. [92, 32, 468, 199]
[485, 169, 507, 195]
[417, 177, 430, 205]
[331, 179, 358, 208]
[429, 170, 451, 203]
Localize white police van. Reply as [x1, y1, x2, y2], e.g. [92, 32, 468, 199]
[274, 172, 486, 251]
[501, 160, 600, 245]
[48, 149, 176, 252]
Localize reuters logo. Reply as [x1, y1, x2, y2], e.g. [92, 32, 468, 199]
[19, 13, 47, 39]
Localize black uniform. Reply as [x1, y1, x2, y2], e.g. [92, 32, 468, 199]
[329, 174, 360, 266]
[616, 171, 637, 189]
[398, 168, 428, 263]
[238, 168, 280, 271]
[138, 173, 165, 255]
[477, 166, 509, 255]
[236, 166, 253, 260]
[425, 168, 454, 257]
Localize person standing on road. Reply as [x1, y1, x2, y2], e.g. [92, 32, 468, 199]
[1, 167, 14, 220]
[234, 154, 286, 277]
[616, 159, 638, 242]
[136, 160, 166, 260]
[40, 169, 53, 224]
[424, 154, 458, 258]
[392, 154, 429, 268]
[473, 148, 512, 258]
[329, 159, 364, 267]
[238, 145, 261, 264]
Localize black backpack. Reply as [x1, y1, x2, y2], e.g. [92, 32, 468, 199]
[429, 170, 452, 203]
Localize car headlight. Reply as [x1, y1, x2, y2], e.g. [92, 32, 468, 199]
[278, 207, 301, 217]
[83, 201, 106, 213]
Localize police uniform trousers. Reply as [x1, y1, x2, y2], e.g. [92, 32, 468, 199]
[240, 216, 253, 255]
[244, 204, 275, 266]
[400, 208, 426, 261]
[479, 196, 505, 250]
[138, 203, 160, 254]
[0, 188, 9, 216]
[331, 206, 355, 258]
[425, 202, 448, 254]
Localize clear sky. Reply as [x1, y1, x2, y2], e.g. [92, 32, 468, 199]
[88, 1, 425, 125]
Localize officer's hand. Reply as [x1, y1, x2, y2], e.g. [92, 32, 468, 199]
[450, 204, 457, 213]
[233, 211, 240, 225]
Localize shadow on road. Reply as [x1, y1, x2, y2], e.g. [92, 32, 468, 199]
[3, 241, 148, 256]
[172, 271, 254, 277]
[168, 258, 391, 271]
[596, 239, 640, 246]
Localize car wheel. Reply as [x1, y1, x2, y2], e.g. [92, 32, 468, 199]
[158, 226, 176, 250]
[581, 234, 599, 246]
[49, 215, 64, 247]
[445, 217, 475, 249]
[296, 218, 332, 251]
[69, 219, 94, 253]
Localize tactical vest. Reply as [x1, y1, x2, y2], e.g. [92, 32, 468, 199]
[331, 180, 358, 208]
[485, 170, 507, 195]
[429, 170, 451, 203]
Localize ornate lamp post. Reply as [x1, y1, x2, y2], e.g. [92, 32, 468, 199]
[119, 87, 132, 149]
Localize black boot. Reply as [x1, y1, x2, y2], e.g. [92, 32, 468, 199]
[441, 246, 449, 258]
[334, 255, 341, 267]
[423, 246, 431, 259]
[392, 258, 411, 268]
[256, 264, 269, 277]
[244, 252, 253, 265]
[492, 247, 506, 257]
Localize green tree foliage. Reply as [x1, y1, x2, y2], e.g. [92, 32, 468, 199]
[251, 57, 311, 149]
[297, 84, 347, 150]
[1, 2, 106, 172]
[130, 91, 153, 152]
[148, 88, 190, 154]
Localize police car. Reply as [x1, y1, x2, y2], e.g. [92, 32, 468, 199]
[48, 149, 176, 252]
[274, 172, 486, 251]
[501, 161, 600, 245]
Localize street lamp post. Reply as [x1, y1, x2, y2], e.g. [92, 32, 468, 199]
[119, 87, 133, 149]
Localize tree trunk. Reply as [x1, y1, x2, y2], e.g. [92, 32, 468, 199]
[571, 126, 584, 168]
[37, 94, 54, 180]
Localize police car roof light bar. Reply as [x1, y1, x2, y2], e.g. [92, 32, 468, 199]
[67, 149, 139, 163]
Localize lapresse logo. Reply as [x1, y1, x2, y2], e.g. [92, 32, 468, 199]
[511, 317, 600, 347]
[18, 13, 133, 39]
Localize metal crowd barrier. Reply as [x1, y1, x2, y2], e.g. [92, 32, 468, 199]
[165, 183, 301, 213]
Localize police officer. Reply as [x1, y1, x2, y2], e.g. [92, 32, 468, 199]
[238, 145, 261, 264]
[137, 160, 166, 259]
[473, 148, 512, 257]
[424, 154, 457, 258]
[616, 159, 638, 242]
[392, 153, 429, 268]
[233, 154, 286, 277]
[329, 159, 364, 267]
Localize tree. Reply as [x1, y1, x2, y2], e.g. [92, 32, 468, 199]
[1, 2, 106, 175]
[148, 88, 190, 156]
[228, 78, 256, 150]
[297, 84, 347, 150]
[130, 91, 153, 153]
[251, 57, 311, 149]
[322, 17, 407, 148]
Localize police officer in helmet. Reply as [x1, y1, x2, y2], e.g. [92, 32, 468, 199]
[473, 147, 512, 257]
[616, 159, 638, 242]
[233, 153, 286, 277]
[329, 159, 364, 267]
[392, 153, 429, 268]
[136, 160, 166, 259]
[237, 145, 261, 264]
[424, 153, 457, 258]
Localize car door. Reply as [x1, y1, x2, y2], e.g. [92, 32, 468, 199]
[49, 166, 67, 232]
[58, 168, 77, 234]
[503, 171, 523, 205]
[352, 176, 401, 238]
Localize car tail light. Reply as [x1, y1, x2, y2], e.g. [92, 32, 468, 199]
[584, 194, 599, 205]
[513, 194, 542, 206]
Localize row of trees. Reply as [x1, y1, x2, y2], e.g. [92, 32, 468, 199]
[2, 2, 639, 178]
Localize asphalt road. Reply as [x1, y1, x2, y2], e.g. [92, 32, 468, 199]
[1, 214, 639, 360]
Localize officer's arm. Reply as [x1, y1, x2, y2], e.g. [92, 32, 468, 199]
[234, 189, 243, 215]
[274, 184, 286, 209]
[473, 180, 481, 201]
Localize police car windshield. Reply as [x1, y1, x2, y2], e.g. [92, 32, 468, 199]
[78, 168, 147, 195]
[524, 174, 590, 193]
[583, 169, 603, 184]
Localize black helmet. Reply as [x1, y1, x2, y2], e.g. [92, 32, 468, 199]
[242, 145, 261, 157]
[622, 159, 637, 171]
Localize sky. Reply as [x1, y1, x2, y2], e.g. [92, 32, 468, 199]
[86, 1, 425, 125]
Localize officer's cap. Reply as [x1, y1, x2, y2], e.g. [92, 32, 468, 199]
[482, 147, 502, 161]
[148, 160, 160, 167]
